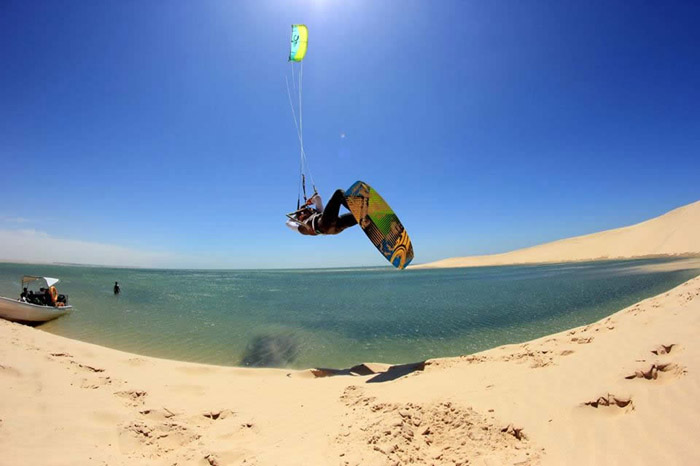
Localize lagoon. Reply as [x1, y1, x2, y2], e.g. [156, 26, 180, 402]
[1, 258, 698, 369]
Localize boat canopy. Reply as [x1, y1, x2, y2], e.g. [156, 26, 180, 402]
[21, 276, 60, 288]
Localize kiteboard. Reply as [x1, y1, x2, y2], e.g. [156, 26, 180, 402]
[345, 181, 414, 270]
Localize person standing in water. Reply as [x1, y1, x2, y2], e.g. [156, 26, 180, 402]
[113, 281, 121, 295]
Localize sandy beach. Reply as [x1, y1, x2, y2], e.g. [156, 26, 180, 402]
[414, 200, 700, 269]
[1, 272, 698, 465]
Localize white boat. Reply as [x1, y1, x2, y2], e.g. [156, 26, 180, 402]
[0, 276, 73, 324]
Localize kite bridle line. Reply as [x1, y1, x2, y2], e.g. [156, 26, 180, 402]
[297, 62, 318, 204]
[286, 47, 317, 211]
[286, 72, 303, 209]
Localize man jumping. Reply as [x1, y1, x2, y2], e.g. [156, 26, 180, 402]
[285, 190, 357, 236]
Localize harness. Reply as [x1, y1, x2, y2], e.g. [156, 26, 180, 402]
[309, 212, 324, 235]
[286, 204, 325, 235]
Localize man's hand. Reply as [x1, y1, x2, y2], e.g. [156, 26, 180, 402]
[304, 193, 319, 206]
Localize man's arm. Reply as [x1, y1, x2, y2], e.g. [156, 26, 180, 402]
[309, 193, 323, 213]
[296, 222, 315, 235]
[286, 218, 315, 235]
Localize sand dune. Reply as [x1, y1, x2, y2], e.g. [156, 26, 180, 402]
[2, 276, 700, 465]
[415, 200, 700, 269]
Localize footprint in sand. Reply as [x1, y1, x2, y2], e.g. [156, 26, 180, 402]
[202, 409, 234, 421]
[651, 344, 675, 355]
[571, 336, 594, 344]
[50, 352, 105, 373]
[118, 420, 200, 455]
[584, 394, 633, 411]
[75, 363, 105, 373]
[340, 385, 376, 408]
[501, 423, 527, 441]
[500, 349, 554, 368]
[80, 376, 115, 390]
[115, 389, 148, 407]
[139, 407, 177, 420]
[625, 363, 685, 381]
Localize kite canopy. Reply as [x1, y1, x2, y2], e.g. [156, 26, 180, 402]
[289, 24, 308, 62]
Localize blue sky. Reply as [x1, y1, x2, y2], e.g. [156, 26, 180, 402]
[1, 0, 698, 269]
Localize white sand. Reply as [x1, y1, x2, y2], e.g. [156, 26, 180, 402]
[414, 200, 700, 269]
[2, 275, 699, 465]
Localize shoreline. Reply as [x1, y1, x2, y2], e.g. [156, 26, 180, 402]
[1, 253, 699, 272]
[2, 274, 699, 465]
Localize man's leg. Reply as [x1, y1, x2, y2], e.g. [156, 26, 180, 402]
[318, 189, 348, 230]
[336, 213, 358, 231]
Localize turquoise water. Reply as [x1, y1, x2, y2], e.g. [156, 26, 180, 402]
[0, 259, 698, 369]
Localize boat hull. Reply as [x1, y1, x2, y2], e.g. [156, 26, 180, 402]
[0, 296, 72, 324]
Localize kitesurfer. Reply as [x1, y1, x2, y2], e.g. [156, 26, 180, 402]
[286, 190, 357, 236]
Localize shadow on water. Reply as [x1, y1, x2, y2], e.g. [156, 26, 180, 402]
[240, 332, 300, 367]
